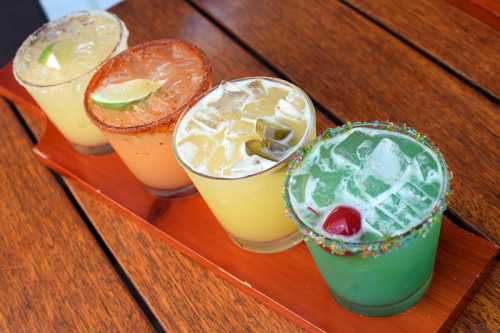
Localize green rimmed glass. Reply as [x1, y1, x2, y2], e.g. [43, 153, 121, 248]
[284, 121, 451, 316]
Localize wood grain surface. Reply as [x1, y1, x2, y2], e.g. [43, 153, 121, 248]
[0, 100, 153, 333]
[192, 0, 500, 246]
[16, 96, 500, 332]
[26, 110, 497, 333]
[11, 0, 323, 330]
[15, 95, 500, 332]
[346, 0, 500, 99]
[446, 0, 500, 30]
[4, 0, 499, 331]
[70, 184, 305, 332]
[450, 261, 500, 333]
[16, 108, 305, 331]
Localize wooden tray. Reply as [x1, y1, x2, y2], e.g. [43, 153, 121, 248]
[1, 64, 497, 333]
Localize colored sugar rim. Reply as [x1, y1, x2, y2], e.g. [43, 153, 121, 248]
[284, 121, 452, 256]
[172, 76, 316, 180]
[84, 39, 213, 134]
[13, 10, 128, 88]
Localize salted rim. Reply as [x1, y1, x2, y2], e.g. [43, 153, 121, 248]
[13, 10, 128, 88]
[84, 39, 213, 134]
[172, 76, 316, 181]
[284, 121, 452, 249]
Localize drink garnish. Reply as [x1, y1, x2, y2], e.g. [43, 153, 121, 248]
[245, 139, 289, 162]
[307, 206, 320, 217]
[323, 205, 361, 237]
[256, 118, 292, 141]
[38, 41, 74, 69]
[91, 79, 166, 109]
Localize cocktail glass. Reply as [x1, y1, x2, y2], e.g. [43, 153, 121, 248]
[13, 10, 128, 155]
[174, 77, 316, 253]
[285, 122, 451, 316]
[85, 39, 212, 197]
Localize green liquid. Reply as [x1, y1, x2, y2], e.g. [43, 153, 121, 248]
[286, 123, 450, 316]
[306, 217, 441, 316]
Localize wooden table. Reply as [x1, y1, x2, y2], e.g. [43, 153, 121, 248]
[1, 0, 499, 331]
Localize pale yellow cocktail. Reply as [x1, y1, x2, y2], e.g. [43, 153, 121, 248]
[13, 11, 128, 154]
[174, 77, 316, 253]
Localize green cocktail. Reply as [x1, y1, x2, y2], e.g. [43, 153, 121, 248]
[284, 122, 451, 316]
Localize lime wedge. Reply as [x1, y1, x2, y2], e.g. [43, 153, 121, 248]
[245, 139, 289, 162]
[91, 79, 166, 109]
[38, 41, 74, 69]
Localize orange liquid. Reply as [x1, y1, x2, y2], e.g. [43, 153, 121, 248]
[106, 129, 191, 190]
[85, 40, 212, 193]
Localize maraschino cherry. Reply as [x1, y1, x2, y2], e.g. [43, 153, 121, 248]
[323, 205, 362, 237]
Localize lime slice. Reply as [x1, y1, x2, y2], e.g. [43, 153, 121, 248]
[256, 118, 292, 141]
[38, 41, 74, 69]
[91, 79, 166, 109]
[245, 139, 289, 162]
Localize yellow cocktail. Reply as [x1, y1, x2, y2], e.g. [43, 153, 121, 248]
[85, 40, 212, 197]
[13, 11, 128, 154]
[174, 77, 316, 253]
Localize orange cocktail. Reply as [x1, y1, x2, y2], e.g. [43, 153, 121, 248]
[85, 39, 212, 197]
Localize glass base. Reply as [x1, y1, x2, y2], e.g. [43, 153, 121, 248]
[145, 183, 197, 198]
[228, 229, 303, 254]
[72, 143, 113, 155]
[333, 273, 433, 317]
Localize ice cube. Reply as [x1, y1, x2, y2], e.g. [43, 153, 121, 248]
[242, 86, 287, 120]
[364, 208, 400, 236]
[380, 193, 402, 214]
[311, 170, 345, 207]
[380, 194, 419, 228]
[246, 80, 266, 98]
[225, 119, 253, 139]
[171, 44, 184, 59]
[192, 106, 223, 130]
[394, 204, 419, 227]
[209, 82, 249, 117]
[361, 174, 390, 198]
[329, 176, 371, 219]
[275, 98, 304, 122]
[177, 136, 214, 170]
[415, 151, 439, 183]
[420, 182, 440, 198]
[207, 144, 228, 176]
[184, 119, 205, 136]
[221, 138, 236, 161]
[172, 58, 197, 68]
[285, 90, 306, 110]
[400, 182, 433, 212]
[365, 138, 410, 184]
[334, 130, 374, 166]
[411, 151, 441, 198]
[178, 141, 198, 163]
[356, 140, 375, 162]
[317, 144, 336, 171]
[289, 173, 310, 203]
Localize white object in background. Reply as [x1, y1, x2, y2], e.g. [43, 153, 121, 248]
[39, 0, 123, 21]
